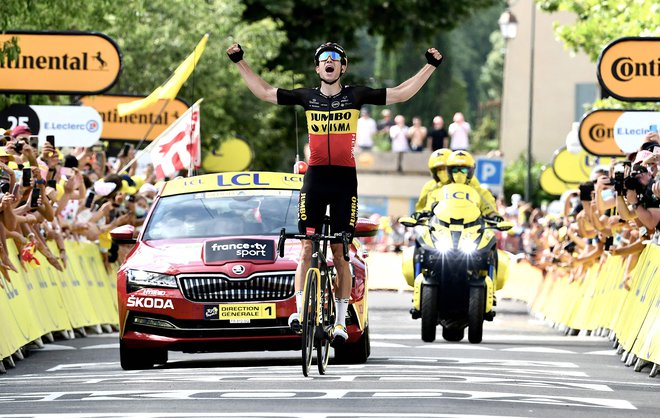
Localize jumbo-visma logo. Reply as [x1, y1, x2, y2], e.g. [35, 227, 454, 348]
[306, 110, 359, 134]
[0, 31, 122, 95]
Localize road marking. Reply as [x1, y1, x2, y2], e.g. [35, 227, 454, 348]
[371, 334, 602, 342]
[0, 413, 529, 418]
[584, 350, 618, 355]
[0, 389, 635, 409]
[371, 341, 409, 348]
[81, 344, 120, 350]
[415, 344, 494, 350]
[35, 344, 77, 351]
[500, 347, 575, 354]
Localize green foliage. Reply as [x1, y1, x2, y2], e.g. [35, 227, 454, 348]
[242, 0, 500, 82]
[0, 0, 297, 171]
[536, 0, 660, 62]
[503, 153, 553, 206]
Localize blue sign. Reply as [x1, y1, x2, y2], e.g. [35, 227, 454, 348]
[475, 158, 504, 190]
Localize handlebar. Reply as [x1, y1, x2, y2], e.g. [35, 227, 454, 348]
[278, 228, 350, 261]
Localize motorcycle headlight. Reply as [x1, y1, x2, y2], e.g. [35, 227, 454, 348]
[126, 270, 177, 289]
[435, 237, 453, 254]
[458, 239, 478, 255]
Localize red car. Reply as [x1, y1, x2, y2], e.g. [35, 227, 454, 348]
[112, 171, 376, 370]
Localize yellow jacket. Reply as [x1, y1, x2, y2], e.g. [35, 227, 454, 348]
[423, 177, 498, 216]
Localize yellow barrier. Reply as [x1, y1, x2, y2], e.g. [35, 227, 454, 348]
[0, 240, 118, 360]
[502, 244, 660, 367]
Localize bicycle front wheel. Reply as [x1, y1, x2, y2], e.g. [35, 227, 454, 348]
[301, 269, 318, 377]
[317, 268, 335, 375]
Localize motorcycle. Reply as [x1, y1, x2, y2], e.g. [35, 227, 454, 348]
[400, 182, 512, 343]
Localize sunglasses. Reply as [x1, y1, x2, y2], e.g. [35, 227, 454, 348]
[450, 167, 470, 174]
[318, 51, 342, 62]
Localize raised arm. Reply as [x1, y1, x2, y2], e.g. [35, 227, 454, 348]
[227, 43, 278, 104]
[386, 48, 443, 105]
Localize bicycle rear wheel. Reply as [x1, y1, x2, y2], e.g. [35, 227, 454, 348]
[301, 269, 318, 377]
[317, 268, 335, 375]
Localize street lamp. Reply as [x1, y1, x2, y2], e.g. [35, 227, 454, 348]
[499, 2, 535, 203]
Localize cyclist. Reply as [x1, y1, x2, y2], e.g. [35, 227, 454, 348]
[228, 41, 444, 344]
[415, 148, 451, 212]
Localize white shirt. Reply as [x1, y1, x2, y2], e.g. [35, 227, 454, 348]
[448, 122, 471, 150]
[390, 125, 410, 152]
[356, 116, 377, 148]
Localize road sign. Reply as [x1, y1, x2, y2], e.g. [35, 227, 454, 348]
[475, 157, 504, 195]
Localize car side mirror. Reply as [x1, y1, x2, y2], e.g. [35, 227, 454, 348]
[399, 216, 417, 228]
[111, 225, 137, 245]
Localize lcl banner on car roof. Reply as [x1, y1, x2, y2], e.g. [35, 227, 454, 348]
[0, 31, 122, 95]
[597, 37, 660, 102]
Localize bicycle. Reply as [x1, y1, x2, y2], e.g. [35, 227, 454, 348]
[278, 217, 350, 377]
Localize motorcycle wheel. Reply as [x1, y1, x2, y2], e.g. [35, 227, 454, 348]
[468, 285, 485, 344]
[421, 284, 437, 342]
[442, 326, 464, 342]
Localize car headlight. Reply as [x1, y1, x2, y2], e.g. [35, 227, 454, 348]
[458, 239, 478, 255]
[126, 270, 177, 288]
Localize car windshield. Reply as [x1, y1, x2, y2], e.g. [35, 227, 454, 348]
[143, 189, 299, 240]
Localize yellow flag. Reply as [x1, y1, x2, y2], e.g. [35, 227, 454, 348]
[117, 33, 209, 116]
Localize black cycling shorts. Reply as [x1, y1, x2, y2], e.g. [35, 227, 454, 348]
[298, 166, 358, 241]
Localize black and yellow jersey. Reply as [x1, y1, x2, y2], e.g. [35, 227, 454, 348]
[277, 86, 386, 167]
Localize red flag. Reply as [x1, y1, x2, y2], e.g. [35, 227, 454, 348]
[150, 100, 202, 180]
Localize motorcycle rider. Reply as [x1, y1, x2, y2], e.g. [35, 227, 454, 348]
[415, 148, 451, 212]
[425, 150, 500, 220]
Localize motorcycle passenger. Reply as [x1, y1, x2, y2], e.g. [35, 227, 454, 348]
[415, 148, 451, 212]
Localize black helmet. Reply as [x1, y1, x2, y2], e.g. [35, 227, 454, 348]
[314, 42, 347, 66]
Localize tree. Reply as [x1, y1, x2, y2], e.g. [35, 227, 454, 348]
[1, 0, 298, 171]
[241, 0, 499, 84]
[536, 0, 660, 62]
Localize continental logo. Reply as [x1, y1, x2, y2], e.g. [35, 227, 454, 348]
[306, 110, 359, 134]
[0, 31, 122, 95]
[299, 192, 307, 221]
[597, 37, 660, 101]
[349, 196, 357, 227]
[81, 95, 188, 141]
[578, 109, 625, 157]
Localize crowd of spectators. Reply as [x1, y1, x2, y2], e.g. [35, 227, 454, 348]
[502, 132, 659, 290]
[0, 125, 158, 281]
[356, 109, 471, 153]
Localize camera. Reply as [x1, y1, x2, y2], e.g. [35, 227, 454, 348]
[85, 189, 96, 208]
[614, 171, 625, 195]
[30, 188, 40, 208]
[13, 140, 23, 153]
[578, 182, 594, 201]
[22, 167, 31, 187]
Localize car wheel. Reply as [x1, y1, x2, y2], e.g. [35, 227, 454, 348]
[333, 325, 370, 364]
[119, 341, 166, 370]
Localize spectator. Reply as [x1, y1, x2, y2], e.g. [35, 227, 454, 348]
[389, 114, 410, 152]
[377, 109, 394, 132]
[356, 108, 377, 152]
[407, 116, 427, 152]
[427, 115, 448, 151]
[448, 112, 471, 150]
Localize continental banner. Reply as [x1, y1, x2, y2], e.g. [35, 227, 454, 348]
[0, 31, 122, 95]
[0, 240, 117, 360]
[597, 37, 660, 102]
